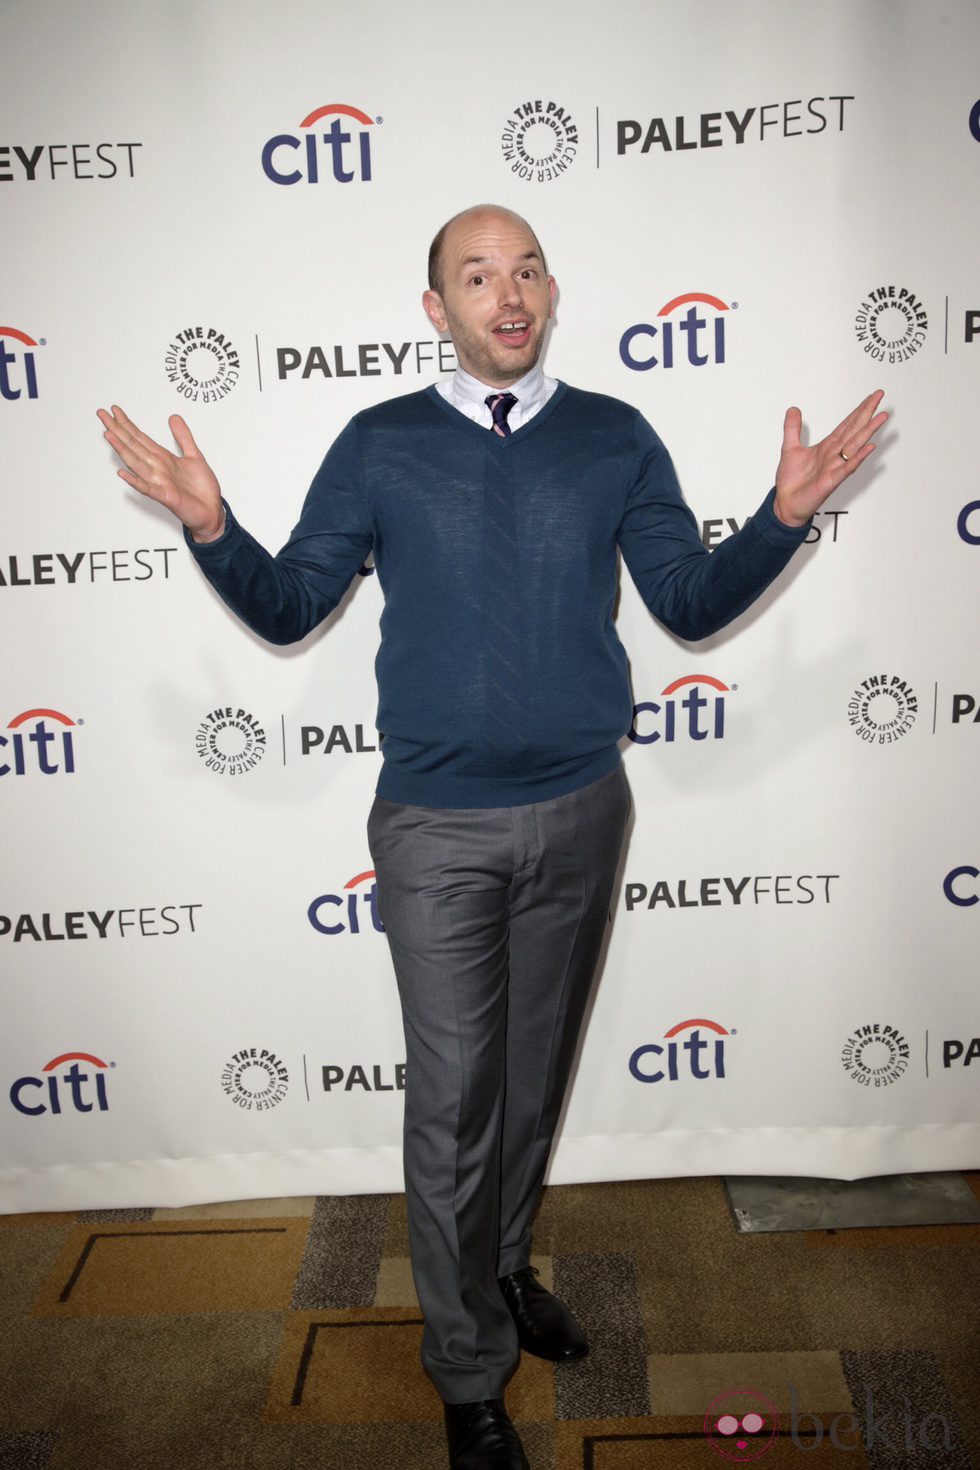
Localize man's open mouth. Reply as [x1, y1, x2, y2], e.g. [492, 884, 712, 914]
[493, 320, 532, 344]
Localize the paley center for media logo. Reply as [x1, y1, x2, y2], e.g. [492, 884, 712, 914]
[841, 1022, 909, 1088]
[220, 1048, 289, 1111]
[195, 707, 266, 776]
[846, 675, 917, 745]
[500, 99, 578, 182]
[164, 327, 240, 404]
[854, 285, 927, 365]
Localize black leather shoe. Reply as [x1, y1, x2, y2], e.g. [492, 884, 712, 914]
[498, 1265, 589, 1362]
[443, 1399, 529, 1469]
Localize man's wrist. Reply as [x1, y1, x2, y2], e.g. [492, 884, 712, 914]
[190, 509, 227, 544]
[772, 490, 808, 529]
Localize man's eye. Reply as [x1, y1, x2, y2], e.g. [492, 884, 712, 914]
[470, 275, 485, 286]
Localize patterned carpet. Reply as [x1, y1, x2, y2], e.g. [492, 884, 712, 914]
[1, 1173, 978, 1468]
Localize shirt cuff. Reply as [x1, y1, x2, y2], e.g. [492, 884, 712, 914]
[183, 499, 239, 559]
[753, 486, 813, 547]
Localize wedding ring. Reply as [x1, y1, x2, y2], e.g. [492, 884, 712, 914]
[839, 448, 849, 461]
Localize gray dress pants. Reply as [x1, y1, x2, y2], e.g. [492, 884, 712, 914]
[366, 762, 631, 1402]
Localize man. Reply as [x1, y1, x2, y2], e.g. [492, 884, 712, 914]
[98, 204, 887, 1470]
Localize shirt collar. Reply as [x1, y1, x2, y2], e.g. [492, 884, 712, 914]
[448, 361, 549, 420]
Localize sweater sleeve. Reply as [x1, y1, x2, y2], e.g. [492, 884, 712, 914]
[616, 413, 811, 641]
[184, 419, 374, 646]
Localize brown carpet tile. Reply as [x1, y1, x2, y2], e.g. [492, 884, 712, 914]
[291, 1195, 389, 1309]
[0, 1174, 977, 1469]
[552, 1254, 649, 1421]
[0, 1433, 59, 1470]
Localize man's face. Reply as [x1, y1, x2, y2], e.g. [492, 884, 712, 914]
[422, 210, 556, 387]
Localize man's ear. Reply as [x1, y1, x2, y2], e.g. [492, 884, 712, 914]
[423, 289, 448, 333]
[547, 275, 557, 319]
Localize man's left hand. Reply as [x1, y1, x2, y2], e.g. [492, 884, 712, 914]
[774, 389, 888, 528]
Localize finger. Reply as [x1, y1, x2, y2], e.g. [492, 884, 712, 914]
[782, 406, 803, 452]
[117, 467, 153, 496]
[99, 410, 155, 462]
[98, 407, 142, 449]
[169, 414, 201, 458]
[834, 388, 886, 442]
[108, 403, 169, 458]
[102, 425, 156, 474]
[839, 410, 889, 461]
[833, 441, 876, 480]
[117, 465, 179, 514]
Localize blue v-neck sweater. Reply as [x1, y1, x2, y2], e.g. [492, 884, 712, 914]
[187, 383, 810, 807]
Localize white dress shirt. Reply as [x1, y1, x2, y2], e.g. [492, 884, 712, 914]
[436, 361, 558, 432]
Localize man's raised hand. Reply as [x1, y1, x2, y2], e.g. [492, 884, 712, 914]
[774, 389, 888, 529]
[97, 406, 226, 543]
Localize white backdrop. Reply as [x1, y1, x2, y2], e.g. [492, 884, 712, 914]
[2, 0, 978, 1211]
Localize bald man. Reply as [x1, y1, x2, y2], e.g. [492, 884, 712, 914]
[99, 205, 886, 1470]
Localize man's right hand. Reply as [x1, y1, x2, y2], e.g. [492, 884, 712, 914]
[97, 405, 226, 543]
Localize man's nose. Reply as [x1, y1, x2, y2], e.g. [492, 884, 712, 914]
[495, 277, 524, 309]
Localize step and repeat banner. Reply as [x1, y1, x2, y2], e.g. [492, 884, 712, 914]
[2, 0, 978, 1210]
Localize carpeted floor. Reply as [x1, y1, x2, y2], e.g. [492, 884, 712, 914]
[1, 1173, 978, 1468]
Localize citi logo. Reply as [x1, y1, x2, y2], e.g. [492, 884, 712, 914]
[628, 676, 731, 744]
[262, 103, 379, 185]
[0, 326, 41, 400]
[619, 293, 733, 370]
[958, 501, 980, 545]
[10, 1051, 112, 1116]
[0, 708, 78, 777]
[629, 1018, 731, 1083]
[308, 868, 384, 935]
[944, 866, 978, 908]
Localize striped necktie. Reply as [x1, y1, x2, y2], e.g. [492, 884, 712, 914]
[485, 392, 517, 437]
